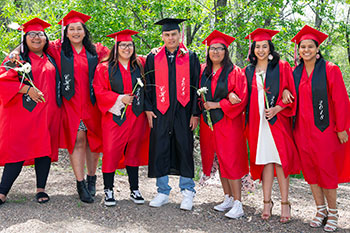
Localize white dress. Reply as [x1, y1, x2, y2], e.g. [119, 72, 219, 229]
[255, 72, 281, 165]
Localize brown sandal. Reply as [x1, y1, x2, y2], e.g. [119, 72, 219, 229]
[261, 199, 274, 220]
[280, 201, 292, 223]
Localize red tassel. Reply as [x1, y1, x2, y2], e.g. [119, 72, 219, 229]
[294, 39, 297, 66]
[114, 35, 117, 60]
[246, 35, 251, 61]
[61, 19, 64, 43]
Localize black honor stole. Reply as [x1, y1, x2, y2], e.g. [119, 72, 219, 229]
[20, 54, 62, 112]
[293, 58, 329, 132]
[200, 65, 233, 126]
[61, 49, 98, 104]
[245, 62, 280, 125]
[108, 62, 144, 126]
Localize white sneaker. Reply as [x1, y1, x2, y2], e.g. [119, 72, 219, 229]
[225, 200, 244, 219]
[104, 189, 116, 207]
[214, 194, 234, 212]
[180, 190, 195, 211]
[149, 193, 169, 207]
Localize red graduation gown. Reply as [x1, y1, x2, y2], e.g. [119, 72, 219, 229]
[93, 59, 149, 173]
[47, 40, 109, 153]
[0, 52, 61, 165]
[294, 61, 350, 189]
[200, 64, 249, 180]
[246, 60, 300, 181]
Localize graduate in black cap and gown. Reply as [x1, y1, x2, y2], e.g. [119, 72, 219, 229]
[144, 18, 200, 211]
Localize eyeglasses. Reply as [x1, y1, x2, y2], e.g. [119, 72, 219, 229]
[27, 31, 46, 39]
[209, 46, 225, 52]
[119, 43, 134, 49]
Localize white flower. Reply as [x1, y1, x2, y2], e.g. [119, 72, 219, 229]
[22, 63, 31, 74]
[137, 78, 144, 87]
[14, 63, 31, 74]
[256, 71, 265, 78]
[197, 87, 208, 96]
[180, 48, 188, 54]
[8, 22, 20, 30]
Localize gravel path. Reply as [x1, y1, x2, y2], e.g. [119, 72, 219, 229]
[0, 151, 349, 233]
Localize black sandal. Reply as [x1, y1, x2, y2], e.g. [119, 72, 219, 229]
[0, 198, 5, 205]
[36, 192, 50, 204]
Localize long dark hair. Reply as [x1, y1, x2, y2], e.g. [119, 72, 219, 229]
[204, 44, 233, 77]
[248, 40, 280, 67]
[21, 32, 49, 61]
[298, 39, 324, 63]
[104, 41, 145, 81]
[61, 23, 97, 57]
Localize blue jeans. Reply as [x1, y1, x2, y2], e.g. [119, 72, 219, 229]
[156, 175, 195, 195]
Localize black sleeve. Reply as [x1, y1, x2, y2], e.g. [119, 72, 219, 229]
[144, 53, 155, 111]
[190, 51, 201, 117]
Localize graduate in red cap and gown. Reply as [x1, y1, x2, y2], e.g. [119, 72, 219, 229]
[198, 30, 248, 218]
[236, 28, 300, 223]
[144, 18, 200, 211]
[45, 10, 109, 203]
[93, 29, 149, 206]
[0, 18, 62, 204]
[286, 25, 350, 232]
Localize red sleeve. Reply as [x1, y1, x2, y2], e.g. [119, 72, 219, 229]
[93, 62, 119, 114]
[326, 62, 350, 132]
[277, 60, 297, 117]
[95, 43, 110, 63]
[0, 58, 22, 105]
[46, 39, 62, 61]
[219, 66, 248, 119]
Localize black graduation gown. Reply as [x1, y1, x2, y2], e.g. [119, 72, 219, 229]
[145, 47, 200, 178]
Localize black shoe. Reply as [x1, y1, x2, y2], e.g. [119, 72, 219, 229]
[86, 175, 97, 197]
[76, 180, 94, 203]
[104, 189, 116, 207]
[130, 190, 145, 204]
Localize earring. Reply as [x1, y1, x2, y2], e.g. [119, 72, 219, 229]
[268, 54, 273, 61]
[252, 57, 256, 61]
[316, 53, 320, 59]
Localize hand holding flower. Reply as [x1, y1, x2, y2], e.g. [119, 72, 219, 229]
[203, 101, 220, 110]
[28, 87, 44, 103]
[121, 94, 134, 105]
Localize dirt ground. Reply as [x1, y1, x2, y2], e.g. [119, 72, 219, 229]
[0, 150, 349, 233]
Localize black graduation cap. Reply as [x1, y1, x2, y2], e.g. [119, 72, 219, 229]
[154, 18, 186, 32]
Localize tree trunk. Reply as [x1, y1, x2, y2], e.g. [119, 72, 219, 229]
[346, 6, 350, 65]
[315, 0, 324, 28]
[215, 0, 227, 24]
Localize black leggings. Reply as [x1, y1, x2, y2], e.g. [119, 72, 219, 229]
[0, 156, 51, 196]
[103, 166, 139, 190]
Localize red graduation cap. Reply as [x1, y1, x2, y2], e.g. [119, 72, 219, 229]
[245, 28, 279, 42]
[20, 17, 51, 33]
[202, 30, 235, 47]
[291, 25, 328, 45]
[106, 29, 139, 42]
[57, 10, 91, 26]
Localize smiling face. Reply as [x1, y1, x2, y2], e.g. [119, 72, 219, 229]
[161, 29, 180, 52]
[299, 39, 318, 62]
[254, 40, 270, 62]
[66, 22, 85, 46]
[26, 31, 47, 54]
[117, 41, 134, 61]
[208, 43, 226, 65]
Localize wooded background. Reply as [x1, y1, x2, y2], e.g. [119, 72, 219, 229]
[1, 0, 349, 91]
